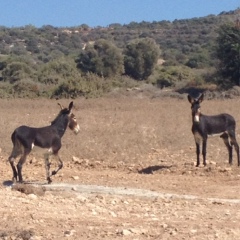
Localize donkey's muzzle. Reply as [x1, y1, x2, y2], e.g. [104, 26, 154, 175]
[73, 125, 80, 135]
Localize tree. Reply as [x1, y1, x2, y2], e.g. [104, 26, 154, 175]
[124, 38, 160, 80]
[38, 57, 80, 85]
[75, 39, 124, 77]
[26, 37, 39, 53]
[2, 61, 33, 83]
[216, 23, 240, 85]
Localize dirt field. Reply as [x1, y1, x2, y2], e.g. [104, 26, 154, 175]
[1, 95, 240, 239]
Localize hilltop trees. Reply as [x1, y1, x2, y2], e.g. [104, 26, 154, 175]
[216, 22, 240, 86]
[0, 10, 239, 98]
[76, 38, 161, 81]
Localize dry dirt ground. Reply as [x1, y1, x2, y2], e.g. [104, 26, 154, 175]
[1, 96, 240, 239]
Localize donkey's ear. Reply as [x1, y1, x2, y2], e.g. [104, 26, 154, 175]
[198, 93, 204, 103]
[187, 95, 194, 104]
[68, 101, 73, 112]
[58, 103, 63, 110]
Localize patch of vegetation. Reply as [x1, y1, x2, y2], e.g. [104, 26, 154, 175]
[0, 9, 239, 98]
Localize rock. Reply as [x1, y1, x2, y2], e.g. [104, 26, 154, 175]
[72, 156, 82, 164]
[219, 167, 232, 172]
[161, 223, 168, 229]
[224, 167, 232, 172]
[170, 230, 177, 236]
[109, 211, 117, 217]
[72, 176, 79, 180]
[190, 229, 198, 234]
[210, 161, 217, 165]
[129, 228, 148, 235]
[28, 193, 38, 200]
[72, 156, 90, 166]
[76, 195, 87, 203]
[12, 184, 45, 196]
[29, 157, 37, 164]
[121, 229, 132, 236]
[64, 229, 76, 237]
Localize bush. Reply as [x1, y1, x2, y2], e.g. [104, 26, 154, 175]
[12, 79, 44, 98]
[147, 65, 194, 88]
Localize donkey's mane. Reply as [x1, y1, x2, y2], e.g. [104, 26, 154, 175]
[51, 108, 69, 125]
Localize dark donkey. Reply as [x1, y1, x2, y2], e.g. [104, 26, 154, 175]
[8, 101, 80, 184]
[188, 93, 239, 167]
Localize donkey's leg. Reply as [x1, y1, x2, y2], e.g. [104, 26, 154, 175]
[9, 156, 18, 182]
[8, 147, 22, 182]
[47, 142, 63, 182]
[17, 150, 30, 183]
[44, 152, 52, 184]
[228, 131, 240, 166]
[202, 138, 207, 166]
[194, 133, 202, 167]
[51, 154, 63, 176]
[195, 142, 201, 167]
[221, 132, 233, 165]
[232, 140, 239, 166]
[44, 152, 63, 184]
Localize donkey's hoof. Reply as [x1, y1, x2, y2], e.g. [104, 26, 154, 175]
[12, 177, 17, 184]
[47, 177, 52, 184]
[51, 170, 57, 176]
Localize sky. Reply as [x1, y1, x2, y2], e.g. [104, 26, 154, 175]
[0, 0, 239, 28]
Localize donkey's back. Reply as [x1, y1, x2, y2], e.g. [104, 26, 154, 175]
[199, 113, 236, 135]
[12, 125, 60, 150]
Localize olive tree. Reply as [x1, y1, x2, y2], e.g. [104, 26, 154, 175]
[124, 38, 161, 80]
[75, 39, 124, 77]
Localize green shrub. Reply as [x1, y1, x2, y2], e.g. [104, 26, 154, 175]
[12, 79, 44, 98]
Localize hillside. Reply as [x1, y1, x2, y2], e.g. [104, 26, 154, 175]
[0, 8, 239, 98]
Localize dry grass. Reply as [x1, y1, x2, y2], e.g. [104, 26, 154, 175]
[1, 96, 240, 166]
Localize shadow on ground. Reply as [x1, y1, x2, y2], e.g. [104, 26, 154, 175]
[138, 165, 172, 174]
[3, 180, 13, 187]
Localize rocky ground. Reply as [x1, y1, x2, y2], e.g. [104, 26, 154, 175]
[1, 150, 240, 240]
[1, 97, 240, 239]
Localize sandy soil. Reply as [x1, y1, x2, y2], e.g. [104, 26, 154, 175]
[0, 96, 240, 239]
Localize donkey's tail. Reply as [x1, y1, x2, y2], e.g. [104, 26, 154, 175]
[8, 130, 23, 161]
